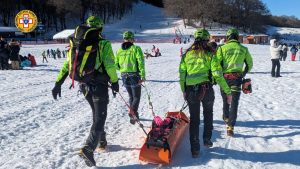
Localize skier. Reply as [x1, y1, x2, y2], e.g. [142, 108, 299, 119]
[151, 45, 156, 53]
[270, 39, 282, 77]
[47, 49, 50, 58]
[179, 28, 232, 158]
[28, 54, 37, 66]
[154, 47, 161, 57]
[42, 51, 48, 63]
[282, 43, 288, 61]
[56, 48, 61, 58]
[290, 45, 298, 61]
[51, 49, 56, 59]
[62, 50, 66, 58]
[51, 16, 119, 167]
[216, 28, 253, 136]
[115, 31, 145, 124]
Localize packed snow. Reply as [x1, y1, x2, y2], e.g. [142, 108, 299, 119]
[0, 42, 300, 169]
[1, 1, 300, 169]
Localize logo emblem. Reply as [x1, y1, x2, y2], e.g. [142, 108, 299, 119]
[15, 10, 38, 33]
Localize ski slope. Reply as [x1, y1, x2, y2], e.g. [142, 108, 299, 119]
[0, 42, 300, 169]
[1, 1, 300, 169]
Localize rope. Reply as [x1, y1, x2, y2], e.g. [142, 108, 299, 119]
[117, 91, 148, 136]
[141, 83, 155, 117]
[179, 100, 188, 112]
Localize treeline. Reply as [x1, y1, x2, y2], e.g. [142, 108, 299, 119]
[163, 0, 300, 33]
[0, 0, 138, 31]
[268, 15, 300, 28]
[163, 0, 269, 33]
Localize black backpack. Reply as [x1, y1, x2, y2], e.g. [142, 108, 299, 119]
[69, 25, 107, 86]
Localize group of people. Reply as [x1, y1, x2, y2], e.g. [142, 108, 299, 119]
[180, 28, 253, 157]
[43, 48, 66, 61]
[144, 45, 161, 59]
[52, 15, 253, 166]
[20, 54, 37, 67]
[0, 37, 22, 70]
[269, 40, 300, 78]
[0, 37, 38, 69]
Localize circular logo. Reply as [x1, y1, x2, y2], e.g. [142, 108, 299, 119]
[15, 10, 38, 33]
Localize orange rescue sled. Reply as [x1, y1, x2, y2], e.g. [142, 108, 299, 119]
[139, 111, 189, 164]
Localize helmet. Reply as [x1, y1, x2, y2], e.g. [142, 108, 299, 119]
[123, 31, 134, 40]
[86, 16, 104, 28]
[226, 28, 239, 37]
[194, 28, 210, 40]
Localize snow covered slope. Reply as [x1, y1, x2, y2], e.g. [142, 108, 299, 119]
[0, 43, 300, 169]
[103, 2, 181, 42]
[1, 2, 300, 169]
[267, 26, 300, 43]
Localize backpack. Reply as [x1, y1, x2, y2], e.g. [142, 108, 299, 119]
[69, 25, 107, 87]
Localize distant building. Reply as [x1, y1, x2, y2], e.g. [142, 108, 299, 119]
[210, 33, 269, 44]
[53, 29, 74, 43]
[210, 34, 243, 43]
[0, 27, 25, 38]
[243, 34, 269, 44]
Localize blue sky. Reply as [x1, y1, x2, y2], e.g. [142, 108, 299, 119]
[262, 0, 300, 19]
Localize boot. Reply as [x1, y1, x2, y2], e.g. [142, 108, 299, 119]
[227, 126, 234, 137]
[129, 112, 139, 125]
[98, 133, 107, 150]
[203, 139, 213, 148]
[79, 145, 96, 167]
[223, 117, 229, 125]
[191, 150, 199, 158]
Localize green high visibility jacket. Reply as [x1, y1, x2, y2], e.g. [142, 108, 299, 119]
[216, 40, 253, 74]
[115, 43, 145, 79]
[179, 49, 231, 95]
[55, 40, 118, 84]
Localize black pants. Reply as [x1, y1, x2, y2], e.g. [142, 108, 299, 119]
[125, 86, 141, 114]
[121, 72, 141, 115]
[81, 83, 108, 150]
[283, 53, 287, 61]
[0, 56, 8, 70]
[271, 59, 280, 77]
[221, 77, 242, 128]
[221, 91, 241, 127]
[186, 83, 215, 152]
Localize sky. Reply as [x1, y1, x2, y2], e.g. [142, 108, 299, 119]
[262, 0, 300, 19]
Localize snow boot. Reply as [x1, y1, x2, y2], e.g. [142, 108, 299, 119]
[98, 134, 107, 150]
[191, 150, 200, 158]
[204, 139, 213, 148]
[129, 112, 139, 125]
[79, 145, 96, 167]
[227, 126, 234, 137]
[223, 117, 229, 125]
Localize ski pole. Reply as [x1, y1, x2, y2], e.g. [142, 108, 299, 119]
[117, 91, 148, 135]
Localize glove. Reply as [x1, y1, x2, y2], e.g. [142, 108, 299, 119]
[111, 82, 119, 93]
[52, 83, 61, 100]
[138, 77, 146, 85]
